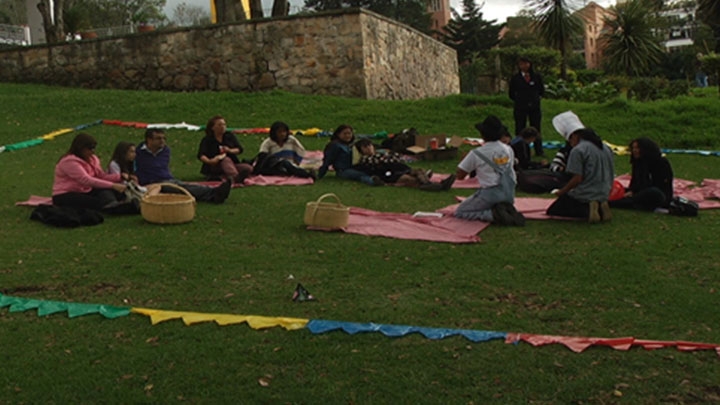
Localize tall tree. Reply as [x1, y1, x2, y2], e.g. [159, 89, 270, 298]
[601, 0, 664, 76]
[173, 1, 212, 25]
[525, 0, 582, 79]
[442, 0, 504, 63]
[697, 0, 720, 52]
[272, 0, 288, 17]
[249, 0, 263, 18]
[303, 0, 432, 34]
[213, 0, 245, 23]
[37, 0, 65, 43]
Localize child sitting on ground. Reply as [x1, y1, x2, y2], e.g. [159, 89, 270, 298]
[318, 124, 383, 186]
[353, 139, 455, 191]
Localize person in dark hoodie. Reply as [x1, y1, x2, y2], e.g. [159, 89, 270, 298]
[610, 137, 673, 211]
[509, 56, 545, 157]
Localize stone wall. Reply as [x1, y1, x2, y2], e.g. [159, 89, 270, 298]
[0, 9, 459, 100]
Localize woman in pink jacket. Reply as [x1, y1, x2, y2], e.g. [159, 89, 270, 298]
[52, 133, 138, 214]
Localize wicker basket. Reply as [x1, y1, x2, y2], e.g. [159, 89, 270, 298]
[141, 182, 196, 224]
[304, 193, 349, 229]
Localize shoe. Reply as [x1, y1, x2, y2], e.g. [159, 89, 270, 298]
[504, 203, 526, 226]
[588, 201, 600, 223]
[371, 175, 385, 186]
[307, 169, 318, 181]
[425, 169, 433, 179]
[491, 202, 515, 226]
[440, 174, 456, 190]
[600, 201, 612, 222]
[212, 180, 232, 204]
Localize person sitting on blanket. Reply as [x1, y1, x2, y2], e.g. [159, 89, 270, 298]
[318, 124, 383, 186]
[353, 139, 456, 191]
[136, 128, 232, 204]
[510, 127, 548, 171]
[197, 115, 254, 184]
[107, 141, 138, 181]
[610, 137, 673, 211]
[512, 126, 571, 194]
[52, 133, 139, 215]
[546, 111, 614, 223]
[454, 115, 525, 226]
[254, 121, 316, 179]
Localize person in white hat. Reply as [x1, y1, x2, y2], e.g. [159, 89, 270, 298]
[546, 112, 615, 223]
[454, 115, 525, 226]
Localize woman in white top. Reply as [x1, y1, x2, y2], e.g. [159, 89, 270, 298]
[255, 121, 316, 179]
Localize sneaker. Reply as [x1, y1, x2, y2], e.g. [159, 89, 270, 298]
[425, 169, 433, 179]
[491, 202, 515, 226]
[440, 174, 456, 190]
[588, 201, 601, 223]
[212, 179, 232, 204]
[600, 201, 612, 222]
[371, 175, 385, 186]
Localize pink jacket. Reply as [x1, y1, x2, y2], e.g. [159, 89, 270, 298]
[52, 154, 122, 196]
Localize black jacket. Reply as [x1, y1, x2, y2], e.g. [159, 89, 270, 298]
[509, 70, 544, 110]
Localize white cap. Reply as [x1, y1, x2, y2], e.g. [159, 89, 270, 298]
[552, 111, 585, 140]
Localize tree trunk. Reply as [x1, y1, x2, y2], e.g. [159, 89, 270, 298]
[559, 37, 567, 80]
[214, 0, 247, 23]
[250, 0, 263, 19]
[37, 0, 65, 43]
[271, 0, 288, 17]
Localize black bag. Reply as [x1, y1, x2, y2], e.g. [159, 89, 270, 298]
[380, 128, 418, 154]
[668, 196, 699, 217]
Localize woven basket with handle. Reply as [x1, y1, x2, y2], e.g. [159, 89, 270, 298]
[303, 193, 349, 229]
[141, 182, 196, 224]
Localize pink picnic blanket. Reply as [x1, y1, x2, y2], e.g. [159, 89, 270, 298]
[192, 175, 314, 188]
[310, 205, 490, 244]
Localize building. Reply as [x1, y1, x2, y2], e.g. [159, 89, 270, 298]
[576, 1, 612, 69]
[659, 3, 697, 52]
[427, 0, 451, 33]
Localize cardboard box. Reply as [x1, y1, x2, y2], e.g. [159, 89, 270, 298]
[406, 135, 463, 161]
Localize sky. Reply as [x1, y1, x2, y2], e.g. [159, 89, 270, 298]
[164, 0, 617, 24]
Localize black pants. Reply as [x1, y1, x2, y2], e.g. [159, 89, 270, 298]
[546, 194, 589, 218]
[53, 189, 117, 210]
[609, 187, 666, 211]
[514, 106, 543, 156]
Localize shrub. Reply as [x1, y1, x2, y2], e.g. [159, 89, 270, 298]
[575, 69, 604, 85]
[627, 77, 668, 101]
[664, 79, 690, 99]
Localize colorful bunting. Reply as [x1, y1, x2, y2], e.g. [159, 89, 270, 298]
[1, 293, 718, 356]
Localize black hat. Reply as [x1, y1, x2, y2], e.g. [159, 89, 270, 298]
[474, 115, 504, 141]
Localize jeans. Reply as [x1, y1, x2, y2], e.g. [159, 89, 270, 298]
[337, 168, 375, 185]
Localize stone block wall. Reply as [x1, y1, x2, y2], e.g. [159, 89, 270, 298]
[0, 9, 459, 100]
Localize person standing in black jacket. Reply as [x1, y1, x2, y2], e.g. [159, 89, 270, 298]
[509, 56, 545, 157]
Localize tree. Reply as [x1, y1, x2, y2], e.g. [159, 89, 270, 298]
[525, 0, 583, 79]
[697, 0, 720, 52]
[213, 0, 245, 23]
[272, 0, 288, 17]
[173, 1, 211, 26]
[442, 0, 504, 63]
[303, 0, 432, 34]
[601, 0, 664, 76]
[500, 15, 544, 48]
[72, 0, 167, 28]
[37, 0, 65, 43]
[249, 0, 263, 18]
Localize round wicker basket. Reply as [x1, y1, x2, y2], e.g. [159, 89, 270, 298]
[141, 182, 196, 224]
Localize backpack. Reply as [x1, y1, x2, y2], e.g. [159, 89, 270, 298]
[380, 128, 418, 153]
[252, 152, 288, 176]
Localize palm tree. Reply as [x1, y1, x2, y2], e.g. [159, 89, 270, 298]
[697, 0, 720, 53]
[525, 0, 582, 79]
[601, 0, 664, 77]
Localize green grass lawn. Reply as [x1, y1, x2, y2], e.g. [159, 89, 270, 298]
[1, 84, 719, 403]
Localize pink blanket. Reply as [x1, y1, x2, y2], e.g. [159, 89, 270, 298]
[615, 174, 720, 209]
[15, 195, 53, 206]
[193, 175, 314, 188]
[310, 205, 490, 244]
